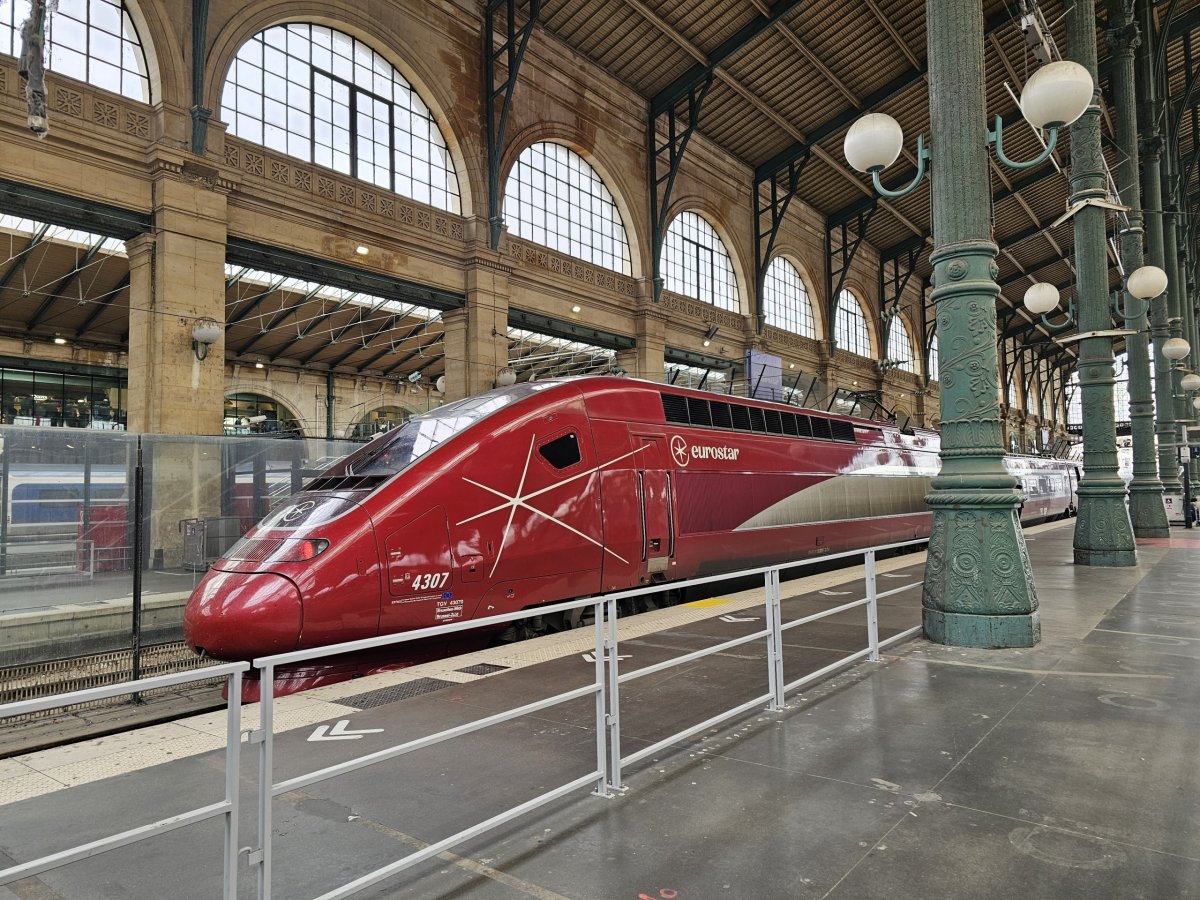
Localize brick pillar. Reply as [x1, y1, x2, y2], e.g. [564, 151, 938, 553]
[443, 242, 511, 402]
[616, 284, 667, 381]
[126, 174, 227, 435]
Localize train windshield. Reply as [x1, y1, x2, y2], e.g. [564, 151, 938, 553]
[346, 384, 553, 476]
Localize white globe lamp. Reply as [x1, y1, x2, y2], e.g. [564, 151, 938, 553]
[1126, 265, 1167, 300]
[1023, 282, 1059, 316]
[1162, 337, 1190, 361]
[1020, 61, 1093, 130]
[843, 113, 904, 173]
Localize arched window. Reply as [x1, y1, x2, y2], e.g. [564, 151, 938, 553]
[1066, 371, 1081, 427]
[221, 24, 460, 212]
[349, 405, 410, 441]
[223, 393, 302, 435]
[928, 334, 939, 382]
[834, 290, 870, 357]
[762, 258, 815, 337]
[1112, 352, 1132, 426]
[2, 0, 150, 102]
[662, 212, 739, 312]
[503, 142, 630, 274]
[887, 317, 915, 372]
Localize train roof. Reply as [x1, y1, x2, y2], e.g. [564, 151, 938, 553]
[495, 375, 933, 436]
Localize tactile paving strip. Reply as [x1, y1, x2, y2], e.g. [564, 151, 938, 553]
[337, 677, 455, 709]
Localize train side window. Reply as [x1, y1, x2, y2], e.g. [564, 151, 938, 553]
[539, 433, 582, 469]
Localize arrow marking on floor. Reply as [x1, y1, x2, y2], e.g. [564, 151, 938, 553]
[818, 589, 851, 595]
[718, 614, 758, 622]
[581, 652, 631, 663]
[308, 720, 385, 741]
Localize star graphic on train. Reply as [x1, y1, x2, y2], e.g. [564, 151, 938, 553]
[456, 436, 647, 577]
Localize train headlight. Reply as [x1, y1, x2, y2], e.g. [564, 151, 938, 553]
[224, 537, 330, 563]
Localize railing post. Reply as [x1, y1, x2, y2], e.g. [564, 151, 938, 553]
[223, 669, 242, 900]
[592, 599, 609, 797]
[866, 550, 880, 661]
[764, 569, 785, 710]
[605, 597, 622, 791]
[256, 665, 274, 900]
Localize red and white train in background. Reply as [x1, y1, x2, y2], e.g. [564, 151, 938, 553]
[184, 377, 1078, 665]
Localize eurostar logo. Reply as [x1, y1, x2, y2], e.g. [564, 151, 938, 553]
[457, 437, 647, 577]
[670, 434, 740, 466]
[670, 434, 690, 467]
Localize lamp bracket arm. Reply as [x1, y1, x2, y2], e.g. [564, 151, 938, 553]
[1112, 290, 1150, 320]
[870, 134, 929, 199]
[989, 116, 1058, 170]
[1040, 297, 1076, 332]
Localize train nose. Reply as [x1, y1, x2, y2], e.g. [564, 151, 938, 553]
[184, 570, 302, 660]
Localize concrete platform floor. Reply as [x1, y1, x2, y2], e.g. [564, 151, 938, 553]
[2, 521, 1198, 899]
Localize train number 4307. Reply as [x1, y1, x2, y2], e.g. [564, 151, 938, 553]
[409, 571, 450, 591]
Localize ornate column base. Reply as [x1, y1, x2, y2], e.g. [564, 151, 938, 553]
[1128, 486, 1169, 539]
[924, 608, 1040, 648]
[1073, 489, 1137, 566]
[921, 504, 1039, 649]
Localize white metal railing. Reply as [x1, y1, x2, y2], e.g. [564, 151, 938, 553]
[250, 539, 924, 899]
[1, 538, 927, 899]
[0, 539, 95, 577]
[251, 595, 612, 900]
[0, 663, 249, 899]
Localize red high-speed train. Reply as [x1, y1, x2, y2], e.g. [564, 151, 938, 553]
[184, 377, 1077, 663]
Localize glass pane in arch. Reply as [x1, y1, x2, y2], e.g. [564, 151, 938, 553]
[887, 317, 915, 372]
[928, 334, 939, 382]
[834, 290, 870, 357]
[1, 0, 151, 102]
[662, 212, 739, 312]
[503, 142, 631, 275]
[223, 393, 301, 435]
[763, 257, 815, 337]
[221, 23, 460, 213]
[350, 405, 410, 441]
[1066, 371, 1081, 427]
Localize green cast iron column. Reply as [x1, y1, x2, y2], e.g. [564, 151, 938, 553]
[1108, 0, 1168, 537]
[1070, 0, 1137, 566]
[920, 0, 1039, 647]
[1137, 2, 1180, 495]
[1163, 147, 1192, 482]
[1163, 170, 1186, 495]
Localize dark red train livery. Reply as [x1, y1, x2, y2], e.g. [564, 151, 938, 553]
[184, 377, 1077, 661]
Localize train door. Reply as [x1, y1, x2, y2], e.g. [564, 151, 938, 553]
[635, 436, 675, 580]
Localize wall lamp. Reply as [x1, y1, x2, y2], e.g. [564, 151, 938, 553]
[1022, 282, 1075, 331]
[1162, 327, 1191, 364]
[1117, 265, 1168, 317]
[703, 325, 719, 347]
[191, 317, 222, 361]
[843, 60, 1093, 197]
